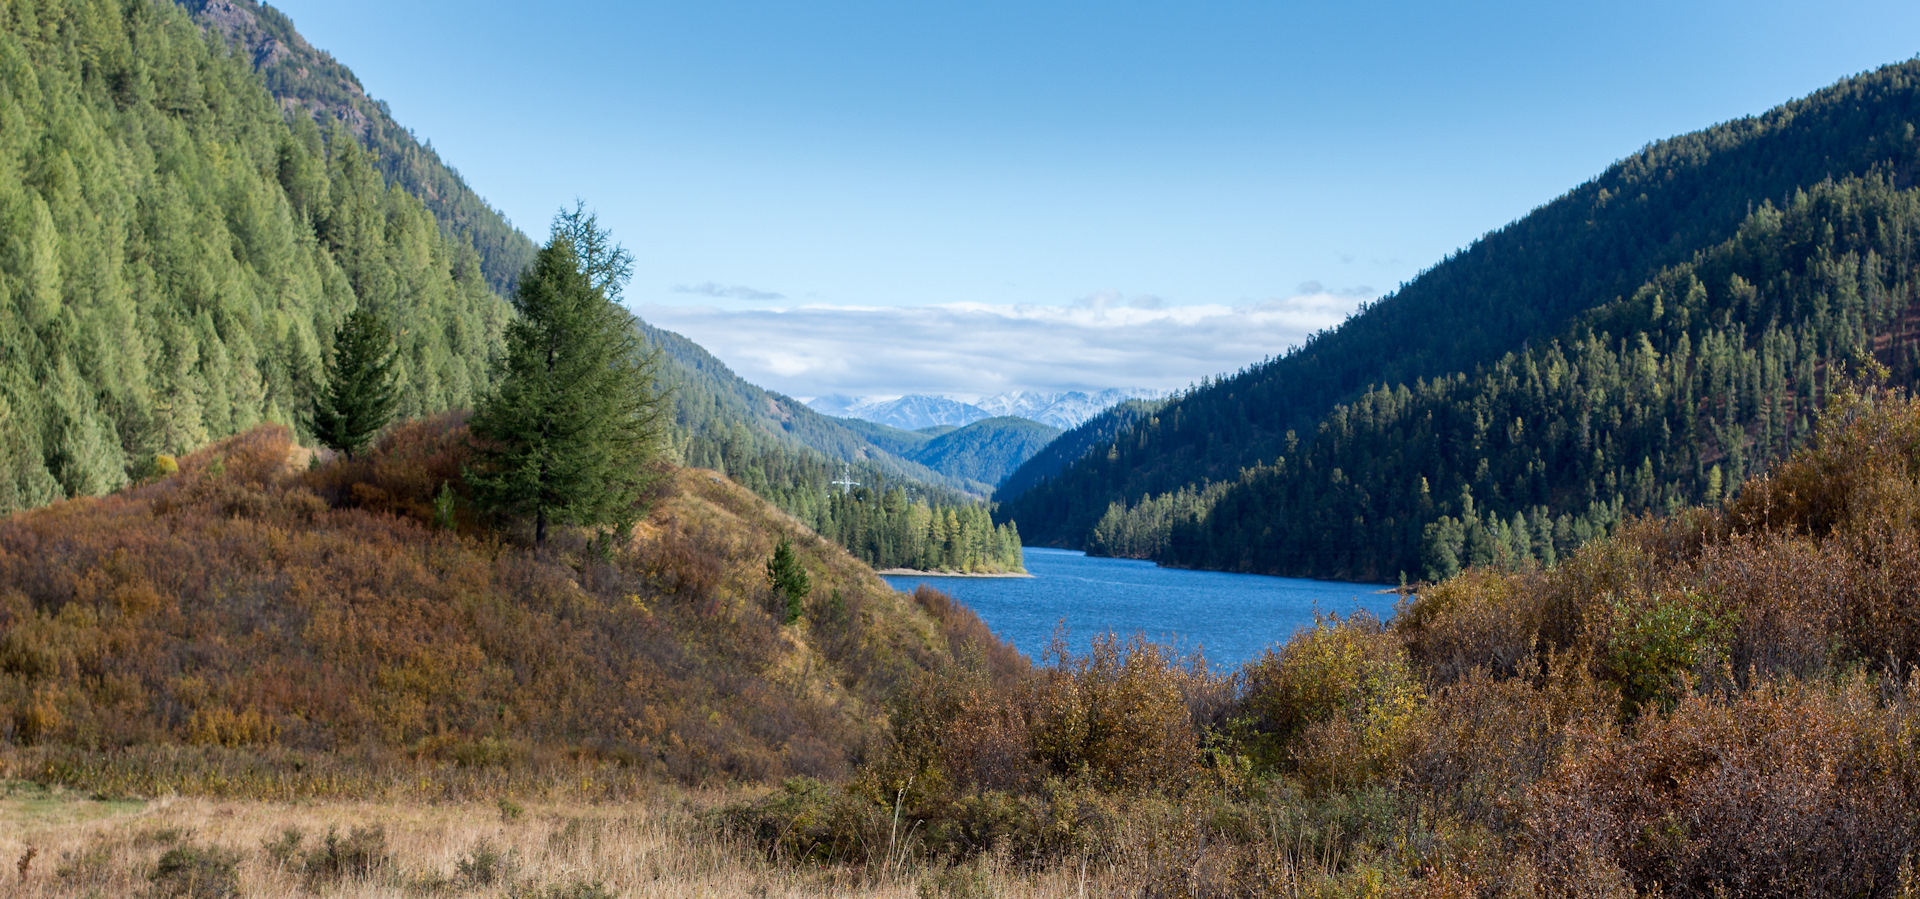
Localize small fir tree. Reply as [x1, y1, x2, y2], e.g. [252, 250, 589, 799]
[310, 307, 399, 459]
[766, 537, 811, 624]
[468, 208, 665, 546]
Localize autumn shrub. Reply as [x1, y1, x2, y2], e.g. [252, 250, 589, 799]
[1529, 675, 1920, 898]
[1589, 587, 1737, 714]
[1405, 653, 1615, 826]
[1725, 386, 1920, 540]
[302, 412, 476, 527]
[1397, 566, 1545, 684]
[712, 776, 892, 865]
[1025, 634, 1214, 793]
[1238, 612, 1424, 789]
[301, 824, 392, 887]
[149, 843, 241, 899]
[0, 422, 974, 787]
[455, 838, 514, 887]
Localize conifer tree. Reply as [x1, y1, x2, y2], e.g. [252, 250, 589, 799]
[468, 210, 665, 546]
[310, 307, 399, 458]
[766, 537, 811, 624]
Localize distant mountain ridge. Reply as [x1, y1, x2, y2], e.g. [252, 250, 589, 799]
[810, 389, 1159, 430]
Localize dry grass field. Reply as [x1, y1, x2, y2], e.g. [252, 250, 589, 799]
[0, 779, 1128, 899]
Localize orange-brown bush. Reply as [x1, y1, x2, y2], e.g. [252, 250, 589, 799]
[0, 421, 979, 789]
[877, 633, 1221, 801]
[762, 385, 1920, 897]
[1531, 676, 1920, 897]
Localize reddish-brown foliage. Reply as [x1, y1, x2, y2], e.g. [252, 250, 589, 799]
[0, 421, 971, 785]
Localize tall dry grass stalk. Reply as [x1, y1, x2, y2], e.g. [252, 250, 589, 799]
[0, 782, 1131, 898]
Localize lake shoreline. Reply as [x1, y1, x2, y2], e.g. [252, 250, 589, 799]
[876, 568, 1035, 578]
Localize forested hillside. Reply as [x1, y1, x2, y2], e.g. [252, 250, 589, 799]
[906, 415, 1062, 488]
[999, 59, 1920, 576]
[0, 0, 508, 515]
[995, 396, 1165, 500]
[644, 322, 1026, 572]
[177, 0, 536, 293]
[0, 0, 1018, 573]
[1170, 176, 1920, 579]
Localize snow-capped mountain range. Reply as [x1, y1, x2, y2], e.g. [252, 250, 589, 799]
[807, 389, 1161, 431]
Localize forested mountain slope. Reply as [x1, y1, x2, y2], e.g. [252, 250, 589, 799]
[0, 0, 508, 515]
[994, 396, 1166, 502]
[644, 322, 1027, 573]
[998, 59, 1920, 569]
[907, 416, 1062, 488]
[177, 0, 536, 293]
[1170, 176, 1920, 579]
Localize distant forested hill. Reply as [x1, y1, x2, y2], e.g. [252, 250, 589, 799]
[997, 59, 1920, 580]
[177, 0, 536, 294]
[643, 322, 1026, 572]
[906, 416, 1062, 488]
[0, 0, 508, 515]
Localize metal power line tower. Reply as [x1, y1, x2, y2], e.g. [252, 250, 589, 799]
[831, 465, 861, 496]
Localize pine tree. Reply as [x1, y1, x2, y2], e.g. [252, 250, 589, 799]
[467, 210, 665, 546]
[310, 307, 399, 458]
[766, 537, 811, 624]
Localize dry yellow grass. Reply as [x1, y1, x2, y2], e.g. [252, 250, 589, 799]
[0, 781, 1119, 898]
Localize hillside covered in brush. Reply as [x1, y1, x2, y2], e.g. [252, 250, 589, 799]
[0, 418, 1012, 783]
[998, 59, 1920, 580]
[0, 0, 508, 514]
[725, 385, 1920, 898]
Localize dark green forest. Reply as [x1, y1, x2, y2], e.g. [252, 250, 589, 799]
[906, 416, 1061, 488]
[1153, 175, 1920, 579]
[0, 0, 508, 515]
[998, 59, 1920, 579]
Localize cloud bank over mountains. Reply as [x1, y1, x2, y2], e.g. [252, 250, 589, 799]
[636, 284, 1374, 401]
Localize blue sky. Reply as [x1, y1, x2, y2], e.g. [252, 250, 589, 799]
[269, 0, 1920, 400]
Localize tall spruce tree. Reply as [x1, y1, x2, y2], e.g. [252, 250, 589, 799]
[468, 210, 665, 546]
[310, 308, 400, 459]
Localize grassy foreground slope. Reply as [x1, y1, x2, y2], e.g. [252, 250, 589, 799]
[0, 418, 1014, 788]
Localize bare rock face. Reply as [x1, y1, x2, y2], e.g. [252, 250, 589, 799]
[177, 0, 373, 138]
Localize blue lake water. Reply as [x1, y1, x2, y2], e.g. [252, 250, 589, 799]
[881, 548, 1397, 671]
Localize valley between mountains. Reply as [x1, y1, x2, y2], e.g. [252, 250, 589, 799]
[6, 1, 1920, 896]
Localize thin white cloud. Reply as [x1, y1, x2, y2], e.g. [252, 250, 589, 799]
[672, 281, 786, 301]
[636, 286, 1375, 400]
